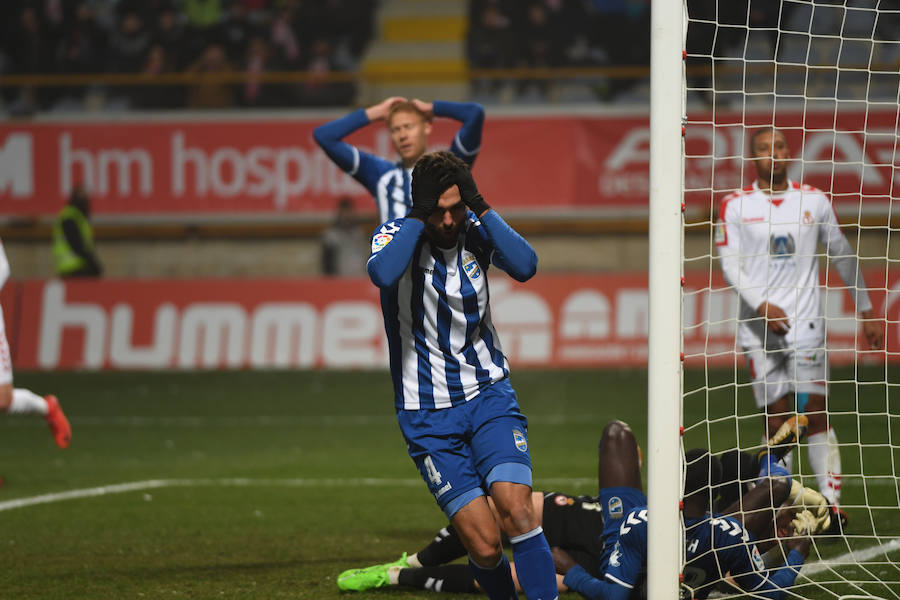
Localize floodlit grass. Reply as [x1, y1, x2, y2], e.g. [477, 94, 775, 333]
[0, 369, 897, 599]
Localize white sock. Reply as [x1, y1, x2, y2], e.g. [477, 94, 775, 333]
[9, 389, 48, 415]
[808, 428, 842, 505]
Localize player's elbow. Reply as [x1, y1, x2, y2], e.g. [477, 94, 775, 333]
[312, 125, 332, 148]
[510, 252, 537, 282]
[366, 257, 392, 288]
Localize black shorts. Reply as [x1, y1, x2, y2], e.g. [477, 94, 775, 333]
[541, 492, 606, 578]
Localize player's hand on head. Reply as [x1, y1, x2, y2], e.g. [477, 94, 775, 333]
[452, 164, 491, 216]
[368, 96, 407, 121]
[411, 98, 434, 119]
[408, 161, 454, 221]
[550, 546, 576, 575]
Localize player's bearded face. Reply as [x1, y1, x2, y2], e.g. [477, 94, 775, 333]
[425, 185, 466, 248]
[752, 131, 790, 187]
[389, 111, 431, 166]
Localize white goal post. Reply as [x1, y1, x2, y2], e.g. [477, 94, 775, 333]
[650, 1, 900, 599]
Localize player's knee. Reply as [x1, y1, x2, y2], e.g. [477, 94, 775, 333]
[467, 535, 503, 567]
[494, 496, 538, 536]
[600, 419, 635, 452]
[0, 384, 12, 411]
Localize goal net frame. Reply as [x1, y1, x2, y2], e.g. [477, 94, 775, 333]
[649, 1, 900, 599]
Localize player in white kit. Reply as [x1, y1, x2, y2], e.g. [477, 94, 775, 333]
[715, 128, 882, 531]
[0, 238, 71, 460]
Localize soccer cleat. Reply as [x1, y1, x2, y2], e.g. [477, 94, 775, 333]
[336, 553, 408, 592]
[759, 414, 808, 464]
[45, 395, 71, 449]
[824, 505, 848, 535]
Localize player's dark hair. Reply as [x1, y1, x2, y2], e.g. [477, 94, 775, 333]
[748, 127, 782, 157]
[412, 150, 467, 184]
[713, 449, 757, 512]
[684, 448, 723, 498]
[388, 101, 429, 123]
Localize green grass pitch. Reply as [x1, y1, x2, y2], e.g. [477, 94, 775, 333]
[1, 368, 897, 599]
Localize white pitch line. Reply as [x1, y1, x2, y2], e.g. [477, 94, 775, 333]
[800, 537, 900, 577]
[0, 477, 598, 513]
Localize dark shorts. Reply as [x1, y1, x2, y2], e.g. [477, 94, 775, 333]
[398, 379, 532, 519]
[541, 492, 607, 577]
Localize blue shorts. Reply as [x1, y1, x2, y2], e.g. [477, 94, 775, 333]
[397, 378, 532, 519]
[597, 486, 647, 571]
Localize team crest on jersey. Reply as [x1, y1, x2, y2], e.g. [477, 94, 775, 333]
[609, 541, 622, 567]
[463, 254, 482, 280]
[608, 496, 623, 518]
[512, 429, 527, 452]
[372, 233, 393, 253]
[803, 210, 814, 225]
[555, 495, 575, 507]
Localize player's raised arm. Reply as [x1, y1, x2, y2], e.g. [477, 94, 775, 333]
[453, 165, 537, 282]
[421, 99, 484, 166]
[312, 97, 407, 174]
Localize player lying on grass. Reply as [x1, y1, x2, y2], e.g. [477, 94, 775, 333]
[337, 417, 829, 597]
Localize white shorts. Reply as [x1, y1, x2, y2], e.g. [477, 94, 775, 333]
[0, 307, 11, 385]
[741, 340, 828, 409]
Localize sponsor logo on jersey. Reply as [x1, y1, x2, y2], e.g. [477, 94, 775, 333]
[463, 254, 482, 280]
[714, 221, 726, 246]
[512, 429, 527, 452]
[610, 541, 623, 567]
[750, 545, 765, 571]
[608, 496, 623, 518]
[769, 233, 795, 258]
[555, 495, 574, 506]
[371, 233, 392, 253]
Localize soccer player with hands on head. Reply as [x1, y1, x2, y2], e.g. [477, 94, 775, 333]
[348, 150, 559, 600]
[313, 95, 484, 224]
[715, 127, 883, 531]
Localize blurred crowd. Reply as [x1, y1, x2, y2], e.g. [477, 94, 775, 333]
[0, 0, 376, 112]
[467, 0, 651, 100]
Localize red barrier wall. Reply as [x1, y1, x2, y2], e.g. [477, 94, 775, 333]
[3, 272, 895, 371]
[2, 110, 896, 219]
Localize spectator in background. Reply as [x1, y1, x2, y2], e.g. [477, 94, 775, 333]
[151, 4, 188, 70]
[185, 42, 235, 108]
[219, 1, 257, 64]
[299, 37, 354, 106]
[320, 197, 368, 277]
[467, 0, 517, 96]
[108, 10, 152, 73]
[53, 184, 103, 278]
[240, 35, 277, 107]
[135, 43, 184, 109]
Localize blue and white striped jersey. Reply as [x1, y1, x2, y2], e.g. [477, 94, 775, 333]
[313, 101, 484, 223]
[367, 210, 536, 410]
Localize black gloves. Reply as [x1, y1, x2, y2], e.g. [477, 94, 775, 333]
[409, 163, 454, 221]
[452, 164, 491, 217]
[409, 153, 490, 221]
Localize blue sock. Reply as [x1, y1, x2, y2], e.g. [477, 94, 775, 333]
[468, 554, 518, 600]
[511, 527, 558, 600]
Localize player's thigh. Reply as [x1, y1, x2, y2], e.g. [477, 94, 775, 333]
[468, 380, 533, 488]
[541, 493, 606, 576]
[0, 317, 12, 408]
[742, 344, 792, 409]
[791, 334, 828, 399]
[397, 407, 485, 519]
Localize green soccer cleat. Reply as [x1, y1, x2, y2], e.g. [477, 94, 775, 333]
[336, 553, 407, 592]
